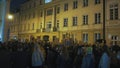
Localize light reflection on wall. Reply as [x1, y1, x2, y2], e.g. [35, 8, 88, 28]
[0, 0, 6, 42]
[45, 0, 52, 3]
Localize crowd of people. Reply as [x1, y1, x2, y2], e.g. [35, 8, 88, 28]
[0, 38, 120, 68]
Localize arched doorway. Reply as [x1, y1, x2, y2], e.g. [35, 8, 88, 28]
[43, 35, 49, 41]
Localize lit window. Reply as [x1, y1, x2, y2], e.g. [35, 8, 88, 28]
[83, 0, 88, 7]
[95, 0, 100, 4]
[83, 33, 88, 43]
[73, 17, 77, 26]
[73, 1, 78, 9]
[83, 15, 88, 25]
[111, 35, 119, 45]
[109, 4, 119, 20]
[64, 3, 68, 11]
[46, 9, 53, 16]
[63, 18, 68, 27]
[95, 13, 101, 24]
[57, 7, 60, 14]
[32, 23, 34, 30]
[47, 22, 52, 28]
[94, 33, 101, 42]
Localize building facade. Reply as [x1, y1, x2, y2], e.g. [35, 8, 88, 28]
[9, 0, 120, 45]
[0, 0, 10, 42]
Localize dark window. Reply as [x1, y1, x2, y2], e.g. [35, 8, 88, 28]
[73, 1, 78, 9]
[33, 12, 35, 18]
[83, 33, 88, 43]
[32, 23, 34, 30]
[64, 3, 68, 11]
[40, 12, 43, 17]
[115, 7, 118, 19]
[109, 4, 119, 20]
[83, 15, 88, 25]
[110, 9, 114, 20]
[95, 0, 100, 4]
[95, 13, 101, 24]
[83, 0, 88, 7]
[73, 17, 77, 26]
[57, 7, 60, 14]
[47, 9, 53, 16]
[94, 33, 101, 42]
[63, 18, 68, 27]
[40, 0, 42, 5]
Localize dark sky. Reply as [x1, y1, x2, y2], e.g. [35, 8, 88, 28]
[10, 0, 27, 12]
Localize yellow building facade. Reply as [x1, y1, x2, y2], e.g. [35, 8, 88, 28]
[9, 0, 120, 45]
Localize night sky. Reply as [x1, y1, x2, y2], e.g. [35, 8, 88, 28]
[10, 0, 27, 12]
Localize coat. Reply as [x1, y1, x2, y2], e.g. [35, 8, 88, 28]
[99, 52, 110, 68]
[81, 54, 94, 68]
[32, 44, 44, 67]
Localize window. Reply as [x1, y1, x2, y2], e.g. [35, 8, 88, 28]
[95, 13, 101, 24]
[83, 15, 88, 25]
[33, 12, 35, 18]
[110, 8, 114, 20]
[73, 16, 77, 26]
[29, 14, 31, 19]
[40, 12, 43, 17]
[28, 24, 30, 30]
[94, 33, 101, 42]
[63, 34, 66, 39]
[46, 9, 53, 16]
[22, 25, 24, 31]
[24, 15, 26, 20]
[40, 0, 42, 5]
[29, 4, 31, 9]
[111, 35, 118, 45]
[63, 18, 68, 27]
[73, 1, 78, 9]
[57, 23, 59, 28]
[32, 23, 34, 30]
[115, 4, 118, 19]
[57, 7, 60, 14]
[110, 4, 119, 20]
[83, 0, 88, 7]
[47, 22, 52, 28]
[53, 36, 56, 41]
[33, 2, 36, 8]
[57, 20, 59, 28]
[83, 33, 88, 43]
[64, 3, 68, 11]
[95, 0, 100, 4]
[24, 25, 26, 31]
[40, 23, 42, 29]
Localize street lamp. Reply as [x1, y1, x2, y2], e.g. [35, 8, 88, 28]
[8, 14, 13, 20]
[103, 0, 106, 44]
[7, 14, 13, 40]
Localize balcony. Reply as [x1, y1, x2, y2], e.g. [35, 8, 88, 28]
[45, 28, 51, 32]
[53, 27, 59, 32]
[36, 29, 42, 33]
[41, 27, 59, 32]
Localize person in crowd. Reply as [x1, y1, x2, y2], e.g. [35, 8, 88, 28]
[46, 45, 58, 68]
[117, 47, 120, 67]
[99, 45, 110, 68]
[93, 43, 103, 68]
[73, 43, 84, 68]
[32, 41, 44, 68]
[56, 46, 70, 68]
[81, 45, 94, 68]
